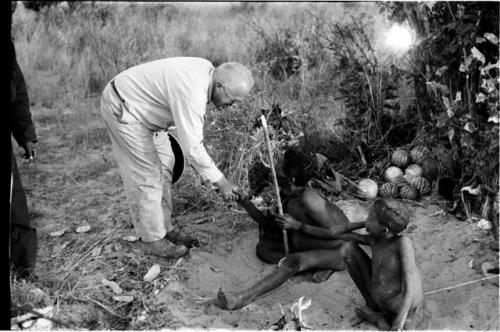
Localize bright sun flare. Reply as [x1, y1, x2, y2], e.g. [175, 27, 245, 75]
[385, 24, 414, 52]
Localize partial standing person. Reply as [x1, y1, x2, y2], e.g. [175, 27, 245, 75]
[100, 57, 254, 258]
[9, 0, 38, 280]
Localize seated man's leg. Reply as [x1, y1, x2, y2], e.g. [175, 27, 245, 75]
[340, 241, 379, 311]
[216, 248, 347, 310]
[289, 229, 347, 284]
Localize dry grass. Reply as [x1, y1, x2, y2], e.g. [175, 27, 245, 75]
[9, 2, 414, 329]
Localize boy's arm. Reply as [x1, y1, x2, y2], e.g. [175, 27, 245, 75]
[277, 214, 369, 244]
[298, 222, 365, 238]
[299, 223, 370, 245]
[327, 232, 371, 245]
[392, 236, 417, 330]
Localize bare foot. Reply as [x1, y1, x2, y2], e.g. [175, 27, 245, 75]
[355, 306, 390, 330]
[312, 269, 335, 283]
[214, 286, 243, 311]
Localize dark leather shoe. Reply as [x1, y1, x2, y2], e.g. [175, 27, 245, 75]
[138, 238, 188, 258]
[165, 228, 200, 248]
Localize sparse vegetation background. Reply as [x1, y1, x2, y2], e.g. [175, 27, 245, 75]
[11, 1, 498, 329]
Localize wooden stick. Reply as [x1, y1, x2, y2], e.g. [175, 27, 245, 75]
[261, 115, 289, 256]
[424, 274, 499, 295]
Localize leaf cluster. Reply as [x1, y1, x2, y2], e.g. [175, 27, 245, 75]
[383, 1, 499, 216]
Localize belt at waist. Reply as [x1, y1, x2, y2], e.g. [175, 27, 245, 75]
[110, 80, 125, 103]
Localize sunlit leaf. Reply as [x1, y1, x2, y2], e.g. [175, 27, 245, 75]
[448, 128, 455, 143]
[484, 33, 499, 45]
[463, 54, 474, 70]
[102, 278, 123, 294]
[471, 47, 485, 64]
[442, 96, 451, 110]
[476, 218, 492, 230]
[481, 78, 498, 93]
[76, 225, 91, 233]
[427, 81, 449, 95]
[464, 122, 475, 133]
[49, 229, 65, 237]
[480, 61, 500, 76]
[435, 66, 448, 77]
[123, 235, 139, 242]
[475, 93, 487, 103]
[143, 264, 161, 282]
[488, 115, 499, 124]
[461, 185, 481, 195]
[113, 295, 134, 303]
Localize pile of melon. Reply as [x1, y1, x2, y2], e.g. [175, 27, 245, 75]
[379, 146, 433, 200]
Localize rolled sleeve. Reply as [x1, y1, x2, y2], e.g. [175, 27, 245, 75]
[170, 98, 224, 184]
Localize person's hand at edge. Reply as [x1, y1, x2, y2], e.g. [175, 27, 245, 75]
[214, 177, 239, 202]
[21, 141, 36, 163]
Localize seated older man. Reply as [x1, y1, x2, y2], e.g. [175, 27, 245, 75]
[215, 149, 366, 310]
[100, 58, 254, 258]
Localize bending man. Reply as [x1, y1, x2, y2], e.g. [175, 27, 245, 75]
[100, 58, 254, 258]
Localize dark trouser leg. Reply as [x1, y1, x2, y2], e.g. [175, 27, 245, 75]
[10, 155, 37, 279]
[216, 249, 347, 310]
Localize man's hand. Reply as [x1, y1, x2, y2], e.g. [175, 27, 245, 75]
[21, 141, 36, 162]
[214, 177, 240, 202]
[232, 188, 249, 201]
[275, 214, 301, 230]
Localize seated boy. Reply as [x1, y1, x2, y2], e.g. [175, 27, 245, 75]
[214, 150, 366, 309]
[276, 198, 426, 330]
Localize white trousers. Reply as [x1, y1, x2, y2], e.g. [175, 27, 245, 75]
[100, 83, 175, 242]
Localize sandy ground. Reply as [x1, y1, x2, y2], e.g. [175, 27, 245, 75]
[18, 105, 498, 330]
[148, 199, 499, 330]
